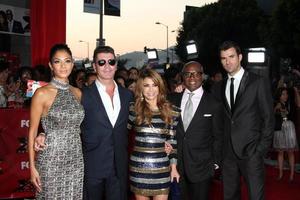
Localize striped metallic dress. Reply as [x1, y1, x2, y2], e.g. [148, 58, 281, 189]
[128, 103, 180, 196]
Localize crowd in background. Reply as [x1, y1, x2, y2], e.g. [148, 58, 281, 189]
[1, 59, 300, 149]
[1, 60, 300, 112]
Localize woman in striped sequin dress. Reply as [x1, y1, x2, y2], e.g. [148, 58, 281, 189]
[128, 69, 180, 200]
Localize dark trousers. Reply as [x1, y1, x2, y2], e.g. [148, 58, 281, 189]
[180, 172, 212, 200]
[83, 174, 121, 200]
[222, 145, 265, 200]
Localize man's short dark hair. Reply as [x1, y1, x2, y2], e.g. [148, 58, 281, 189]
[219, 41, 242, 55]
[93, 46, 115, 62]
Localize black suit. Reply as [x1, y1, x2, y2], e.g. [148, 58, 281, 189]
[221, 71, 274, 200]
[81, 83, 132, 200]
[9, 20, 24, 34]
[169, 90, 223, 200]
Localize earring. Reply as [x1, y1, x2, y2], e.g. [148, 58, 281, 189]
[140, 94, 144, 101]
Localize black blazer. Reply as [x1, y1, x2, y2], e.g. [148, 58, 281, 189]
[168, 90, 223, 183]
[221, 71, 274, 159]
[11, 20, 24, 33]
[81, 83, 132, 179]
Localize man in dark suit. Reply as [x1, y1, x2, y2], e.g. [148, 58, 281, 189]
[6, 9, 24, 34]
[219, 41, 274, 200]
[81, 46, 132, 200]
[168, 61, 223, 200]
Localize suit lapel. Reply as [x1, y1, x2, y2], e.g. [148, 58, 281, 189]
[114, 86, 126, 128]
[173, 93, 185, 136]
[184, 91, 208, 134]
[234, 71, 249, 111]
[222, 78, 231, 116]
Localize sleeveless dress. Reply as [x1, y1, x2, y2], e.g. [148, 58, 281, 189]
[36, 82, 85, 199]
[128, 103, 180, 196]
[273, 103, 298, 151]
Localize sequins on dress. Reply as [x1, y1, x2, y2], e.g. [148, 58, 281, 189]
[35, 80, 85, 199]
[128, 102, 180, 196]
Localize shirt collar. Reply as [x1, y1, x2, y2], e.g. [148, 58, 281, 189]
[95, 79, 118, 94]
[184, 86, 203, 96]
[228, 67, 244, 81]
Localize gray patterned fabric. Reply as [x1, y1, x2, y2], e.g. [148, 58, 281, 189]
[36, 88, 84, 199]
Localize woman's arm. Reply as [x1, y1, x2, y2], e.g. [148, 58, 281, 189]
[28, 89, 46, 192]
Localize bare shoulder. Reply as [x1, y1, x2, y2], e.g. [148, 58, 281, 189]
[33, 85, 55, 101]
[70, 86, 82, 101]
[31, 84, 57, 111]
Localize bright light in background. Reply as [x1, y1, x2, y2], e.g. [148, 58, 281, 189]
[186, 43, 197, 54]
[248, 52, 265, 63]
[66, 0, 217, 59]
[147, 49, 158, 60]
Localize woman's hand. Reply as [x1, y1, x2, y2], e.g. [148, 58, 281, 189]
[30, 167, 42, 192]
[170, 164, 180, 183]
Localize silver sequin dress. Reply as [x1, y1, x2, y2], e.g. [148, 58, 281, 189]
[273, 105, 298, 151]
[36, 85, 85, 199]
[128, 103, 180, 196]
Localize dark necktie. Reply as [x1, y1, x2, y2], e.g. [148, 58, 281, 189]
[230, 77, 235, 110]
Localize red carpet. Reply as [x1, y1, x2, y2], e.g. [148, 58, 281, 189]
[210, 165, 300, 200]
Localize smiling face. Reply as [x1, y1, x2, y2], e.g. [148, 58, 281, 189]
[220, 47, 242, 76]
[182, 62, 203, 92]
[142, 77, 159, 103]
[49, 50, 74, 81]
[93, 52, 117, 81]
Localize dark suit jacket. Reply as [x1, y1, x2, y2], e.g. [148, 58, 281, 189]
[11, 20, 24, 33]
[221, 71, 274, 159]
[168, 90, 223, 183]
[81, 83, 132, 180]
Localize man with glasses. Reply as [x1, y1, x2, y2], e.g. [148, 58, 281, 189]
[5, 9, 24, 34]
[168, 61, 223, 200]
[81, 46, 132, 200]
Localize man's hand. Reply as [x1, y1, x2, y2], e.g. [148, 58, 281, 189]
[165, 142, 173, 155]
[34, 133, 46, 152]
[174, 84, 184, 93]
[170, 164, 180, 183]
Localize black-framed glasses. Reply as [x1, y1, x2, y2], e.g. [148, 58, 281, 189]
[182, 71, 203, 78]
[96, 59, 116, 66]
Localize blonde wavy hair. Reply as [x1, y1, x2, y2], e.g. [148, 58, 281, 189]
[134, 69, 173, 126]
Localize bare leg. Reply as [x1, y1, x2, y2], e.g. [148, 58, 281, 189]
[153, 194, 168, 200]
[135, 194, 151, 200]
[277, 151, 284, 180]
[287, 151, 295, 181]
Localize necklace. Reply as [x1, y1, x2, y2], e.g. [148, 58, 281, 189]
[50, 78, 69, 90]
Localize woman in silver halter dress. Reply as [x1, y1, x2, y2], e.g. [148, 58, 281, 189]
[28, 44, 84, 199]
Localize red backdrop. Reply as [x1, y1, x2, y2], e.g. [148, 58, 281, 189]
[30, 0, 66, 67]
[0, 109, 34, 199]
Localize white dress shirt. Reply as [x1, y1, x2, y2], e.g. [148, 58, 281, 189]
[225, 67, 245, 108]
[181, 86, 204, 121]
[95, 80, 121, 127]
